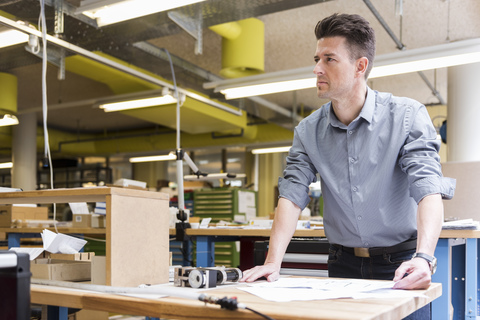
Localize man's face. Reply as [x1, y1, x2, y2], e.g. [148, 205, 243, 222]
[313, 36, 359, 100]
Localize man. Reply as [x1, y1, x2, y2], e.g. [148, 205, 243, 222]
[240, 13, 455, 319]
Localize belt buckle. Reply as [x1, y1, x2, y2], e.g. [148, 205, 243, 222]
[354, 247, 370, 258]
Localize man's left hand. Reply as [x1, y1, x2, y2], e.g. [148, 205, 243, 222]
[392, 257, 432, 289]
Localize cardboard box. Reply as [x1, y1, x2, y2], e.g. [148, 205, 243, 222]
[75, 310, 108, 320]
[0, 205, 48, 227]
[72, 214, 91, 228]
[91, 215, 106, 228]
[31, 259, 91, 281]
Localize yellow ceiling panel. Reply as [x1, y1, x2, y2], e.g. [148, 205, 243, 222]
[120, 96, 247, 134]
[65, 53, 160, 94]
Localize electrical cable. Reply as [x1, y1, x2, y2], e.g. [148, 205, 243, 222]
[245, 307, 277, 320]
[38, 0, 58, 233]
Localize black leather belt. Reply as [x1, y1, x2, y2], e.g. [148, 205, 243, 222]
[333, 238, 417, 258]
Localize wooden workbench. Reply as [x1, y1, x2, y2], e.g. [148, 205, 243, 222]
[31, 279, 441, 320]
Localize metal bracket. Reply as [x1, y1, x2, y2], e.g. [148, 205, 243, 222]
[168, 8, 203, 55]
[54, 0, 64, 35]
[45, 0, 99, 28]
[25, 44, 63, 70]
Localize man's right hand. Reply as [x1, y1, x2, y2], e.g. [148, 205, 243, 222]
[239, 262, 280, 283]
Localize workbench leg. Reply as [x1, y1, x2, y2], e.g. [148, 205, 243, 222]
[433, 238, 452, 320]
[46, 306, 68, 320]
[196, 235, 215, 267]
[182, 239, 192, 266]
[465, 238, 478, 319]
[451, 240, 466, 319]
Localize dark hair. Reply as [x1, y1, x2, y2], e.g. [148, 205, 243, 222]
[314, 13, 376, 79]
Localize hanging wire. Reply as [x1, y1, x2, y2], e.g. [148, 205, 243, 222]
[39, 0, 57, 232]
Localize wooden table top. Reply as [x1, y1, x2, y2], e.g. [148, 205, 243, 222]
[186, 227, 326, 238]
[4, 226, 480, 239]
[184, 227, 480, 239]
[0, 186, 168, 204]
[31, 279, 441, 320]
[0, 227, 106, 234]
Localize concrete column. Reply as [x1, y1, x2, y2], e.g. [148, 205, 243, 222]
[447, 63, 480, 162]
[12, 112, 37, 190]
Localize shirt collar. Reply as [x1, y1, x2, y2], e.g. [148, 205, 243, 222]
[359, 86, 375, 124]
[327, 86, 375, 128]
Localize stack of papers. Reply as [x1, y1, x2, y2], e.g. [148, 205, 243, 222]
[442, 219, 479, 230]
[94, 202, 106, 215]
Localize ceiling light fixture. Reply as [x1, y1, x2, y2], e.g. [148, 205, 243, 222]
[99, 88, 181, 112]
[251, 146, 291, 154]
[205, 38, 480, 99]
[0, 114, 19, 126]
[78, 0, 207, 27]
[0, 28, 29, 48]
[0, 162, 13, 169]
[129, 153, 176, 163]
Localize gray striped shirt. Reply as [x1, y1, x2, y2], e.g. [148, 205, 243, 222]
[279, 86, 455, 248]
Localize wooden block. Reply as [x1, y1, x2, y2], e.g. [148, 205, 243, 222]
[91, 256, 106, 285]
[49, 252, 95, 261]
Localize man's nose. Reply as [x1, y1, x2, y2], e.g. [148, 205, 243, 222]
[313, 63, 323, 75]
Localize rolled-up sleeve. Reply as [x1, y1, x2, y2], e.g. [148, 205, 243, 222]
[399, 105, 456, 203]
[278, 126, 318, 210]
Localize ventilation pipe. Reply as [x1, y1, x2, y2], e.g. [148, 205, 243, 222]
[0, 72, 18, 118]
[210, 18, 264, 79]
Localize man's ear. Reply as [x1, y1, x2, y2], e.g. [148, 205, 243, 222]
[355, 57, 368, 77]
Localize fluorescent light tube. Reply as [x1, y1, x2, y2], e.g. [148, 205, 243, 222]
[251, 146, 291, 154]
[79, 0, 206, 26]
[129, 153, 176, 163]
[221, 78, 316, 100]
[0, 114, 19, 126]
[0, 162, 13, 169]
[0, 29, 29, 48]
[100, 95, 177, 112]
[369, 52, 480, 78]
[209, 38, 480, 99]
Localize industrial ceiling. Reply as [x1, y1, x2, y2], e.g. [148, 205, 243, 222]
[0, 0, 479, 160]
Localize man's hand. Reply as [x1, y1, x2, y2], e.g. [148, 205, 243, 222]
[392, 257, 432, 289]
[240, 263, 280, 283]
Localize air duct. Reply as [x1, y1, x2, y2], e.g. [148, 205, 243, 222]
[210, 18, 265, 79]
[0, 72, 19, 126]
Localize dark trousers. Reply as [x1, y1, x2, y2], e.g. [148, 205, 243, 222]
[328, 244, 431, 320]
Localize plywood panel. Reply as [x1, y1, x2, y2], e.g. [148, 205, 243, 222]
[442, 161, 480, 220]
[108, 193, 169, 286]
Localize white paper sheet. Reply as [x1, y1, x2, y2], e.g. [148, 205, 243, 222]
[238, 277, 425, 302]
[41, 229, 87, 254]
[69, 202, 90, 214]
[9, 247, 45, 260]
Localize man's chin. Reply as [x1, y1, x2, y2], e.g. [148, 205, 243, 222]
[317, 91, 329, 99]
